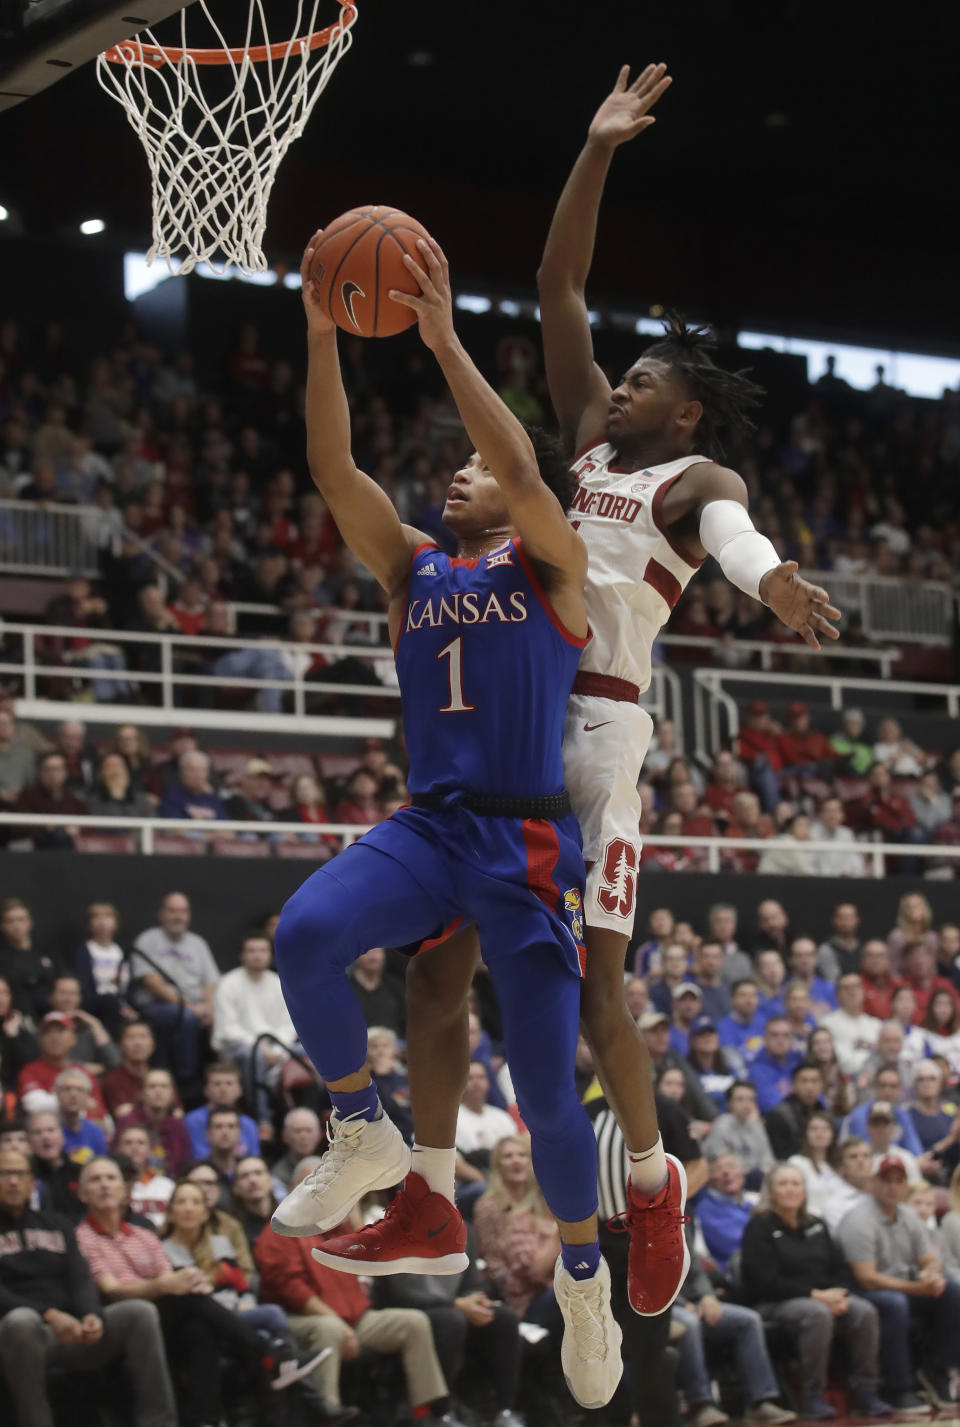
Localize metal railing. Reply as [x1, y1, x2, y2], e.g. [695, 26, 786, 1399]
[227, 601, 902, 673]
[801, 569, 954, 646]
[656, 632, 898, 675]
[1, 811, 956, 877]
[0, 618, 679, 739]
[691, 667, 960, 766]
[0, 812, 370, 854]
[0, 499, 108, 576]
[0, 498, 187, 587]
[0, 619, 399, 719]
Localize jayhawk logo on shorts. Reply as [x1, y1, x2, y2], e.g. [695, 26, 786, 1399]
[563, 888, 584, 946]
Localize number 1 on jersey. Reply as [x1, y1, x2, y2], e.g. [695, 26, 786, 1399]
[437, 636, 476, 713]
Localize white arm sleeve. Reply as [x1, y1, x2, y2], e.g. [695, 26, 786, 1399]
[698, 498, 781, 602]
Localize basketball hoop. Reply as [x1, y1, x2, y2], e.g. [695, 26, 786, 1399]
[97, 0, 358, 276]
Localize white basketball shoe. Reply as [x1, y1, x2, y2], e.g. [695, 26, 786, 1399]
[271, 1110, 412, 1237]
[554, 1254, 624, 1410]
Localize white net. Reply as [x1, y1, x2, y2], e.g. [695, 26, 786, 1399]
[96, 0, 357, 276]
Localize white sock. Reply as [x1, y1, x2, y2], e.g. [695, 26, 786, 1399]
[628, 1134, 668, 1195]
[411, 1143, 457, 1202]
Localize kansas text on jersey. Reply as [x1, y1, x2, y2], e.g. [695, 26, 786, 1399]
[394, 539, 588, 799]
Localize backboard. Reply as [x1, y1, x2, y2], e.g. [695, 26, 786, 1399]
[0, 0, 189, 110]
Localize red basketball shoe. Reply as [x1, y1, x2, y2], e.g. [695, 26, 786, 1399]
[612, 1153, 690, 1316]
[311, 1172, 468, 1276]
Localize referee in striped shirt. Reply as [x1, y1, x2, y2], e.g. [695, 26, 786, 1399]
[589, 1091, 707, 1427]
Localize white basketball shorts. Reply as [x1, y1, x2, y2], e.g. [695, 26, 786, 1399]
[562, 692, 654, 938]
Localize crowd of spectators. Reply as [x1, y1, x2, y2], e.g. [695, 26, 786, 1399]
[2, 309, 960, 593]
[0, 709, 405, 854]
[639, 711, 960, 878]
[0, 884, 524, 1427]
[3, 701, 960, 878]
[3, 876, 960, 1422]
[618, 892, 960, 1419]
[1, 310, 959, 711]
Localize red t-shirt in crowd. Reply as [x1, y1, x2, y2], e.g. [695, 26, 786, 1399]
[168, 605, 207, 636]
[100, 1064, 182, 1118]
[861, 974, 904, 1020]
[848, 791, 916, 836]
[778, 729, 834, 765]
[906, 975, 960, 1024]
[738, 729, 783, 771]
[17, 1058, 106, 1118]
[255, 1221, 371, 1324]
[703, 785, 740, 819]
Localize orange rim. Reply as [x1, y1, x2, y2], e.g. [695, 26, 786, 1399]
[103, 0, 356, 66]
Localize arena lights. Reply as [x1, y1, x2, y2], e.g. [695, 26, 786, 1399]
[118, 248, 960, 401]
[454, 294, 492, 314]
[738, 331, 960, 402]
[0, 205, 8, 222]
[80, 218, 106, 235]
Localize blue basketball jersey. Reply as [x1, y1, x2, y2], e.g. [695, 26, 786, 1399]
[394, 538, 588, 798]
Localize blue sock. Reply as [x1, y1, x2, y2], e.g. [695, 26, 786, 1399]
[329, 1082, 381, 1123]
[561, 1239, 602, 1281]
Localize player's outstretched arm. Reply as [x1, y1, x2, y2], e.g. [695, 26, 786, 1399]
[391, 239, 586, 580]
[537, 63, 672, 452]
[660, 462, 842, 651]
[301, 231, 427, 597]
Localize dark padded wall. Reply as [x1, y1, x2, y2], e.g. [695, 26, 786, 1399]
[11, 852, 958, 971]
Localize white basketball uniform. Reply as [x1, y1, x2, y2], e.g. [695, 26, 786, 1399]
[562, 443, 708, 935]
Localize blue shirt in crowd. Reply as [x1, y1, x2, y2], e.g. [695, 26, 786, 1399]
[805, 976, 839, 1010]
[158, 785, 228, 820]
[717, 1013, 765, 1062]
[748, 1047, 803, 1113]
[697, 983, 731, 1023]
[62, 1121, 108, 1159]
[908, 1103, 955, 1151]
[185, 1106, 261, 1158]
[698, 1189, 753, 1271]
[843, 1101, 923, 1156]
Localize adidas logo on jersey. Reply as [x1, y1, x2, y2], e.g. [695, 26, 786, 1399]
[416, 561, 438, 576]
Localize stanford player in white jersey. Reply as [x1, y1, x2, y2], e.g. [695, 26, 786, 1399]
[531, 60, 839, 1318]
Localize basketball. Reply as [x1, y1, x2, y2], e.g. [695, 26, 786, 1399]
[306, 205, 436, 338]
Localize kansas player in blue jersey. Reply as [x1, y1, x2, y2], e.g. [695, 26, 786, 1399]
[271, 233, 623, 1407]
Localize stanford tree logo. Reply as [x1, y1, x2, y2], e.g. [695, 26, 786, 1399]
[597, 838, 637, 918]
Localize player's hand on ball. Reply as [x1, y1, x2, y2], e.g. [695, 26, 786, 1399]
[301, 230, 335, 337]
[389, 238, 456, 352]
[588, 63, 672, 149]
[759, 562, 841, 651]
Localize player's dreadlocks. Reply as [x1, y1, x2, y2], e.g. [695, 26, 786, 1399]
[524, 423, 578, 513]
[644, 314, 764, 463]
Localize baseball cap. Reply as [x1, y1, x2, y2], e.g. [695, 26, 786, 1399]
[689, 1014, 716, 1036]
[171, 726, 194, 741]
[746, 700, 768, 716]
[362, 737, 385, 752]
[867, 1100, 895, 1123]
[638, 1010, 670, 1030]
[41, 1012, 73, 1029]
[245, 758, 273, 777]
[787, 701, 808, 718]
[875, 1155, 908, 1177]
[672, 981, 703, 1001]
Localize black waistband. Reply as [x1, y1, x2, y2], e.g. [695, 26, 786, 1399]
[411, 791, 572, 820]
